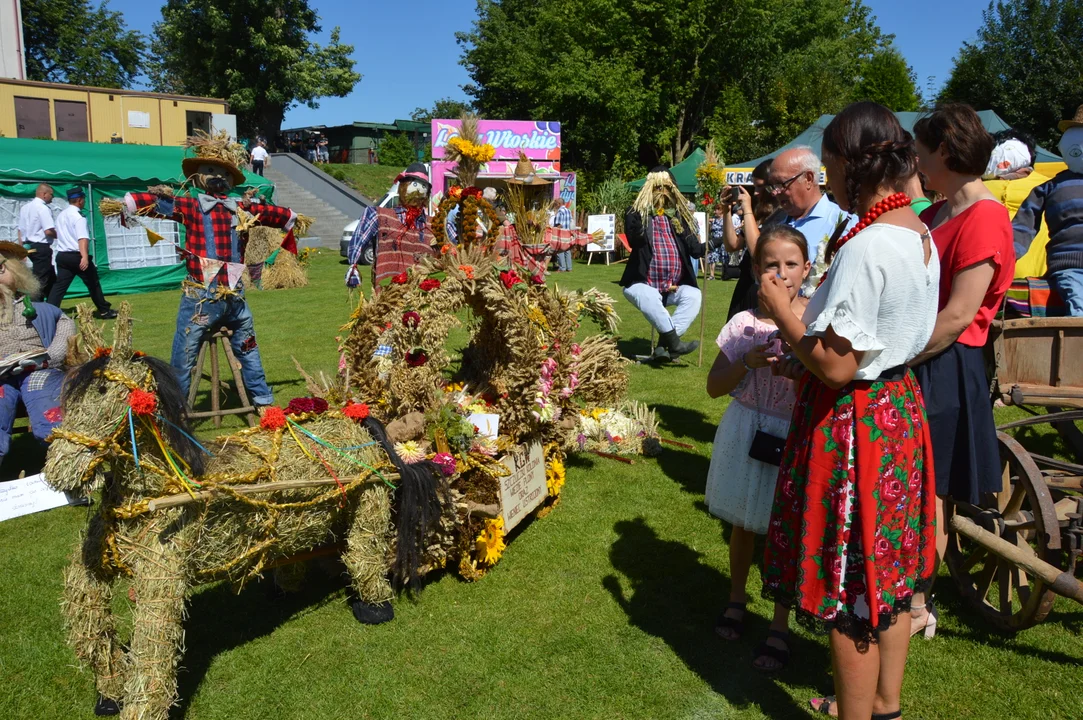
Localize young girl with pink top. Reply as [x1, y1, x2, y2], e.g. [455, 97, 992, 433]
[705, 224, 809, 671]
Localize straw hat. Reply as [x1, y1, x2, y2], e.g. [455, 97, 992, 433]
[1058, 105, 1083, 132]
[506, 152, 552, 186]
[0, 241, 30, 260]
[181, 130, 248, 186]
[181, 156, 246, 187]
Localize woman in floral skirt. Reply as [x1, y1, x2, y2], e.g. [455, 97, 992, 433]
[757, 102, 940, 720]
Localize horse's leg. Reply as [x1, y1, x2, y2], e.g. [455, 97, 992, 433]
[118, 518, 188, 720]
[61, 515, 127, 713]
[343, 484, 395, 624]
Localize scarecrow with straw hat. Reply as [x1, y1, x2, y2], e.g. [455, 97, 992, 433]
[121, 131, 300, 406]
[494, 153, 602, 278]
[620, 165, 705, 361]
[0, 241, 74, 465]
[1013, 105, 1083, 316]
[345, 162, 435, 289]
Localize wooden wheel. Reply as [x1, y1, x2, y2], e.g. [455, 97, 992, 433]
[945, 432, 1063, 632]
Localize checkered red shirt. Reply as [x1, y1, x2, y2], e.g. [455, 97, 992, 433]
[496, 224, 593, 276]
[126, 192, 296, 284]
[647, 215, 683, 291]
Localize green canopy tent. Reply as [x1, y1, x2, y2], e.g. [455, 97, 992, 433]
[627, 147, 707, 194]
[0, 138, 274, 297]
[725, 110, 1065, 183]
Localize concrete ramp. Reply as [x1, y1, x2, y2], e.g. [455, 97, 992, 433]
[263, 153, 372, 248]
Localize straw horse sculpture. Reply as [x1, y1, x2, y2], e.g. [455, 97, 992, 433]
[44, 306, 445, 720]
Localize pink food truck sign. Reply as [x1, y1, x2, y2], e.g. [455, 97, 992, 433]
[431, 119, 561, 161]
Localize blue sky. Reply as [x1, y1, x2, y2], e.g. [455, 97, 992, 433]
[107, 0, 992, 128]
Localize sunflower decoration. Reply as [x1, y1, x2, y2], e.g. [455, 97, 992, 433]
[431, 113, 502, 251]
[695, 140, 727, 210]
[545, 452, 566, 497]
[475, 516, 506, 566]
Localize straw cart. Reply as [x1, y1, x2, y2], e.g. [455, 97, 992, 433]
[946, 316, 1083, 631]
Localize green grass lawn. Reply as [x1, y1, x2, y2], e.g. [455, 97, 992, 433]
[1, 255, 1080, 719]
[320, 163, 401, 201]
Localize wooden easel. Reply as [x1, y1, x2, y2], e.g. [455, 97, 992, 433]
[186, 328, 258, 428]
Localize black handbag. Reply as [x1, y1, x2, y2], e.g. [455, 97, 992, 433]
[748, 429, 786, 466]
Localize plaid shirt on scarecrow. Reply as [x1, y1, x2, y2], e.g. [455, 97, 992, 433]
[126, 192, 296, 284]
[496, 224, 594, 277]
[646, 214, 683, 291]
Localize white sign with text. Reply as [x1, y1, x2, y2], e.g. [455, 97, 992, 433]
[0, 473, 77, 522]
[498, 442, 547, 532]
[586, 214, 616, 253]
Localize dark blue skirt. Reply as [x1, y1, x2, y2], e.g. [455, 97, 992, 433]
[913, 343, 1001, 505]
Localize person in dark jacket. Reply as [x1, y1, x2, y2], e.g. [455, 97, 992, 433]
[620, 166, 704, 360]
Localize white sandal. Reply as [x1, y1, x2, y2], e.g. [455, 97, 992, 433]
[910, 600, 937, 639]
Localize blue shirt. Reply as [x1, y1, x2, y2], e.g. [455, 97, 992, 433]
[785, 193, 855, 264]
[553, 206, 573, 230]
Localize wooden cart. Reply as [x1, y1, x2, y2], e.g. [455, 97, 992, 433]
[945, 317, 1083, 631]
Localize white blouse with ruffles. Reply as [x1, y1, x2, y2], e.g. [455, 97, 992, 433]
[802, 223, 940, 380]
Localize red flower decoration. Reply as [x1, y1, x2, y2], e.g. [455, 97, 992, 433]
[392, 272, 409, 285]
[499, 270, 523, 289]
[419, 278, 441, 292]
[405, 349, 428, 367]
[128, 389, 158, 416]
[458, 264, 475, 280]
[530, 273, 545, 285]
[93, 347, 112, 360]
[286, 397, 329, 416]
[702, 194, 714, 206]
[402, 311, 421, 328]
[44, 406, 63, 423]
[343, 402, 370, 421]
[260, 406, 287, 430]
[462, 186, 482, 199]
[448, 186, 463, 201]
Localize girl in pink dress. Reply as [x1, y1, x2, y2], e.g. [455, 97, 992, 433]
[705, 224, 809, 671]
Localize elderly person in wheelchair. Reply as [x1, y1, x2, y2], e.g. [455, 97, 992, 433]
[0, 241, 74, 465]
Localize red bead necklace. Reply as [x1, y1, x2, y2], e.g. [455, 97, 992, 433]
[818, 192, 911, 287]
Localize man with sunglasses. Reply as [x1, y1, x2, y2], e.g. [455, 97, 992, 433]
[767, 147, 854, 294]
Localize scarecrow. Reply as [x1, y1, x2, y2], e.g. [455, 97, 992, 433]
[0, 241, 73, 465]
[982, 129, 1052, 279]
[1013, 105, 1083, 316]
[494, 153, 601, 278]
[122, 132, 298, 405]
[620, 166, 704, 360]
[345, 163, 434, 289]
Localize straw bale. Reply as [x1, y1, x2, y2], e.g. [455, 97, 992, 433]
[244, 226, 281, 265]
[262, 250, 309, 289]
[341, 484, 394, 604]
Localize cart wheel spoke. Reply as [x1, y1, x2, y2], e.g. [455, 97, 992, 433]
[960, 546, 989, 573]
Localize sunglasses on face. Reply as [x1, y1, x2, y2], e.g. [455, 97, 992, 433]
[767, 171, 808, 196]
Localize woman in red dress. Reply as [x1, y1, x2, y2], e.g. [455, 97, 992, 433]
[758, 102, 940, 720]
[906, 104, 1015, 638]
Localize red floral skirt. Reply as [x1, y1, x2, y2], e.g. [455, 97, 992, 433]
[762, 371, 936, 644]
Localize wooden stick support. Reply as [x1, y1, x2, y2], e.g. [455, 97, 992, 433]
[466, 501, 501, 519]
[658, 437, 695, 450]
[589, 450, 634, 464]
[950, 515, 1083, 605]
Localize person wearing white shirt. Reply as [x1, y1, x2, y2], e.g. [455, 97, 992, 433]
[250, 141, 269, 176]
[16, 183, 57, 299]
[48, 188, 116, 318]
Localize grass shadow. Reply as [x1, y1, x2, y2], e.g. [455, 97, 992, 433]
[652, 403, 717, 444]
[0, 433, 48, 481]
[656, 447, 710, 495]
[603, 517, 831, 719]
[172, 566, 346, 718]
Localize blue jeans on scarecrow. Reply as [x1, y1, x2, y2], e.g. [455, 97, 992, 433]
[171, 286, 274, 406]
[0, 369, 65, 462]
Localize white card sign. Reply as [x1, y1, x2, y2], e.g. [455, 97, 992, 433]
[694, 211, 708, 244]
[586, 214, 615, 253]
[0, 473, 77, 522]
[498, 442, 547, 532]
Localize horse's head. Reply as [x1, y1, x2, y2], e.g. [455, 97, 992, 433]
[44, 303, 205, 498]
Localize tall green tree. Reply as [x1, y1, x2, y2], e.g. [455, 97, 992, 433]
[411, 98, 475, 122]
[852, 46, 921, 111]
[22, 0, 144, 88]
[148, 0, 361, 139]
[939, 0, 1083, 149]
[458, 0, 888, 172]
[378, 132, 417, 167]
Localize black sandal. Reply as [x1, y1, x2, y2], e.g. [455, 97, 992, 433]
[714, 601, 746, 640]
[752, 629, 791, 672]
[808, 697, 901, 719]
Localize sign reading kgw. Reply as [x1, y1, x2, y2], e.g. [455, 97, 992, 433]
[498, 442, 547, 532]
